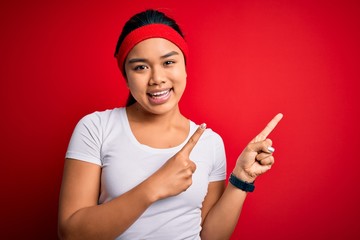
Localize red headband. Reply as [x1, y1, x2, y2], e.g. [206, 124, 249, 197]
[116, 24, 189, 76]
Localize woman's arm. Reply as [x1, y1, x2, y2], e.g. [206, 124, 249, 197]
[200, 181, 226, 226]
[58, 159, 158, 240]
[201, 114, 283, 239]
[200, 177, 248, 240]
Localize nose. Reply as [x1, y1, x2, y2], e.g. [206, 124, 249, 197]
[149, 66, 166, 85]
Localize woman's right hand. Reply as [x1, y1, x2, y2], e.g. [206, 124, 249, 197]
[147, 124, 206, 200]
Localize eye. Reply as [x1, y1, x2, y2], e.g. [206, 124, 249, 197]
[164, 60, 175, 66]
[133, 65, 148, 71]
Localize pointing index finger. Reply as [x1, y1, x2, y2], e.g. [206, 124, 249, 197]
[253, 113, 283, 142]
[181, 123, 207, 155]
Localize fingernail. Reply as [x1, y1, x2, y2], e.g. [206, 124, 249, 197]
[200, 123, 207, 129]
[267, 146, 275, 153]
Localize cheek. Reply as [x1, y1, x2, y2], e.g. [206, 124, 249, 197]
[127, 78, 144, 94]
[172, 71, 187, 95]
[172, 66, 187, 83]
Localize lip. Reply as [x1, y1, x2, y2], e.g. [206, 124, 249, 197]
[147, 88, 172, 95]
[147, 88, 172, 105]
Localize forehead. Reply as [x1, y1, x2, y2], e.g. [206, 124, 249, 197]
[127, 38, 183, 57]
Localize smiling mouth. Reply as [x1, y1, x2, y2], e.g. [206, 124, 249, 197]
[146, 88, 173, 104]
[147, 88, 172, 98]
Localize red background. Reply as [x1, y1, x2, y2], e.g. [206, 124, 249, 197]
[1, 0, 359, 239]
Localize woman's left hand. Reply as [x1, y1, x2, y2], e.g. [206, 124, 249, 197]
[232, 113, 283, 183]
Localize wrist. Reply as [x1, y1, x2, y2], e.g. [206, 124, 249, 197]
[140, 178, 162, 203]
[229, 173, 255, 192]
[232, 169, 256, 183]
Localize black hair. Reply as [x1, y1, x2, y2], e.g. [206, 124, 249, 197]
[114, 9, 185, 107]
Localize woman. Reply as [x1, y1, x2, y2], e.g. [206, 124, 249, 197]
[58, 9, 283, 240]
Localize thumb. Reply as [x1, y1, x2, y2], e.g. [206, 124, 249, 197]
[248, 139, 274, 153]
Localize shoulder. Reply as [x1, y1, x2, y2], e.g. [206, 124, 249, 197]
[81, 107, 123, 121]
[72, 107, 125, 137]
[78, 107, 124, 127]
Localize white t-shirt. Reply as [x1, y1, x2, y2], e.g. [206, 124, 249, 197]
[66, 108, 226, 239]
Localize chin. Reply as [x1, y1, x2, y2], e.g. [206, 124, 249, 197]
[145, 102, 179, 115]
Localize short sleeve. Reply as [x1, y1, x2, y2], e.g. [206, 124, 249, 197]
[209, 132, 227, 182]
[65, 113, 103, 166]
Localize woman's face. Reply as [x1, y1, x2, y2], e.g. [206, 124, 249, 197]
[124, 38, 187, 115]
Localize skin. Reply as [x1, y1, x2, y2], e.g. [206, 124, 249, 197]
[124, 38, 189, 149]
[58, 36, 283, 240]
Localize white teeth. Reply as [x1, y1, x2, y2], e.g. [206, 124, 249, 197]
[150, 90, 169, 96]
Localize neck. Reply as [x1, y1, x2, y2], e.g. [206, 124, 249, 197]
[126, 103, 186, 127]
[126, 103, 190, 149]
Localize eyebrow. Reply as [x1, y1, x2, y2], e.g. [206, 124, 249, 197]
[160, 51, 179, 59]
[128, 58, 147, 64]
[127, 51, 180, 64]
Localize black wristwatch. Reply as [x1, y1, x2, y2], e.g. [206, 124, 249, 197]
[229, 173, 255, 192]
